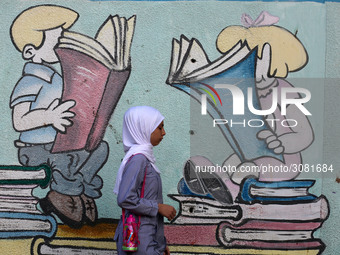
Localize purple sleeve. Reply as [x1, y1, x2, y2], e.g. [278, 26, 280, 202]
[117, 154, 159, 217]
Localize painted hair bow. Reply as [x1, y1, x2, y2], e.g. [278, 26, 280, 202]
[241, 11, 279, 28]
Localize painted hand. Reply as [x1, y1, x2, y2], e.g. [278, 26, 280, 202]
[45, 99, 76, 132]
[257, 129, 284, 154]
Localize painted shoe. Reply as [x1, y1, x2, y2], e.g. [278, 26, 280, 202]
[40, 191, 84, 228]
[183, 157, 208, 195]
[177, 178, 214, 199]
[81, 194, 98, 224]
[183, 156, 233, 205]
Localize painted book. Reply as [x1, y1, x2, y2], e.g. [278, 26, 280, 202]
[0, 196, 40, 214]
[0, 165, 51, 214]
[0, 185, 38, 198]
[169, 194, 242, 224]
[238, 177, 317, 204]
[0, 212, 57, 238]
[0, 165, 51, 187]
[217, 220, 324, 248]
[170, 195, 329, 225]
[216, 238, 325, 252]
[52, 15, 136, 153]
[31, 222, 117, 254]
[165, 224, 220, 246]
[164, 221, 324, 247]
[168, 246, 321, 255]
[217, 220, 322, 245]
[33, 239, 116, 255]
[166, 36, 282, 162]
[29, 221, 323, 255]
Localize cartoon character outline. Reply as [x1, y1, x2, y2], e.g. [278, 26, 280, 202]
[215, 11, 314, 200]
[172, 11, 314, 203]
[10, 5, 109, 228]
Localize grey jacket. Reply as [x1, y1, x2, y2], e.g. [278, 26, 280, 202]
[114, 154, 166, 255]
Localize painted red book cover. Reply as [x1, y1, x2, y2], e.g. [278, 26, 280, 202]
[52, 48, 130, 153]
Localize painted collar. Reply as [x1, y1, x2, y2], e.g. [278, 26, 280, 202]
[23, 62, 56, 83]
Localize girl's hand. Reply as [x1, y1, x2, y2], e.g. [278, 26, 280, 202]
[158, 204, 176, 221]
[164, 245, 170, 255]
[257, 129, 284, 154]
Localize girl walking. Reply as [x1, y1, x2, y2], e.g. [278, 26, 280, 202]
[114, 106, 176, 255]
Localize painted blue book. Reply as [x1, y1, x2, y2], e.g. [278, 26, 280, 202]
[238, 177, 317, 204]
[166, 36, 282, 162]
[0, 211, 57, 238]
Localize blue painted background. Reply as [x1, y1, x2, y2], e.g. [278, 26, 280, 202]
[0, 0, 339, 254]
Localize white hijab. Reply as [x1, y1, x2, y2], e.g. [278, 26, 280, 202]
[113, 106, 164, 195]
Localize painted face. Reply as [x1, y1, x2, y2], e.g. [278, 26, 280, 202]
[150, 121, 166, 146]
[33, 27, 63, 64]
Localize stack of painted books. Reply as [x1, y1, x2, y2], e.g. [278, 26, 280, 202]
[0, 165, 57, 239]
[167, 177, 329, 255]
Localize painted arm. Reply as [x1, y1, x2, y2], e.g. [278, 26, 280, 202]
[258, 104, 314, 154]
[12, 99, 75, 133]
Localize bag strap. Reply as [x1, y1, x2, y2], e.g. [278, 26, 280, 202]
[122, 154, 148, 227]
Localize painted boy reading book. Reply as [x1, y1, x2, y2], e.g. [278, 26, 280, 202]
[10, 5, 109, 228]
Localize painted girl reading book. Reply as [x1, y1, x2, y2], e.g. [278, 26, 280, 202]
[210, 11, 314, 200]
[169, 11, 314, 203]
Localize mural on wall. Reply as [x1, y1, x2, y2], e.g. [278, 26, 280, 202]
[0, 2, 332, 255]
[0, 3, 135, 253]
[9, 3, 136, 228]
[166, 11, 330, 254]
